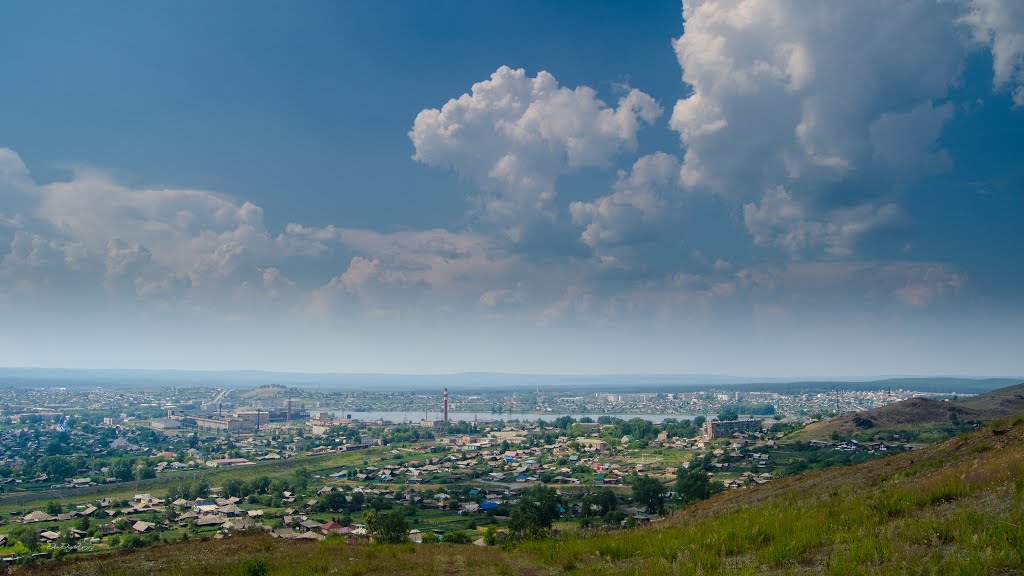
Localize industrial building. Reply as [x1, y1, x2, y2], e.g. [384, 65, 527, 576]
[701, 419, 763, 440]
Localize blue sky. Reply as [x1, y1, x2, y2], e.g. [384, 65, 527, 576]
[0, 1, 1022, 376]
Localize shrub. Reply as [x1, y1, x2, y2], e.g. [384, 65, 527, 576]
[442, 531, 473, 544]
[121, 535, 144, 549]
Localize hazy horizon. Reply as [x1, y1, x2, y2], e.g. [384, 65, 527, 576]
[1, 1, 1022, 376]
[1, 366, 1020, 383]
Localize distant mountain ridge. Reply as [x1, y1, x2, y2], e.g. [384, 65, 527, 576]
[0, 367, 1018, 393]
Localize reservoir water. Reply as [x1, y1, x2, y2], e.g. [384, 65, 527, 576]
[327, 410, 700, 424]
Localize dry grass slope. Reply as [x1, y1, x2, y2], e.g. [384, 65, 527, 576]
[15, 415, 1024, 576]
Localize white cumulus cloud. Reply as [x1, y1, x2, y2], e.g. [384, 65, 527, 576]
[410, 66, 661, 239]
[570, 152, 680, 255]
[671, 0, 968, 255]
[964, 0, 1024, 105]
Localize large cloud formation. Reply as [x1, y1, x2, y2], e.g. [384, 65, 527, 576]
[0, 147, 570, 321]
[0, 152, 293, 306]
[671, 0, 974, 257]
[5, 1, 1020, 337]
[410, 66, 662, 242]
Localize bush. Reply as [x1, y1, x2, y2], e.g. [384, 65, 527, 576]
[121, 535, 144, 549]
[442, 531, 473, 544]
[603, 510, 625, 526]
[853, 415, 874, 429]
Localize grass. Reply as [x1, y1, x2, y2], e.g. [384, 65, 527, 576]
[11, 417, 1024, 575]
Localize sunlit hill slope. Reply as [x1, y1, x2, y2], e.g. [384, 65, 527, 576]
[793, 383, 1024, 441]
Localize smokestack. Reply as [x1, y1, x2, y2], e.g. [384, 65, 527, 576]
[443, 387, 449, 423]
[287, 397, 292, 424]
[219, 403, 222, 417]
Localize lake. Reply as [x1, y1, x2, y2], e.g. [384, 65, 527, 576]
[327, 410, 700, 424]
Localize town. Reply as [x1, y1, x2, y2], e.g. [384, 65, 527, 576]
[0, 381, 968, 562]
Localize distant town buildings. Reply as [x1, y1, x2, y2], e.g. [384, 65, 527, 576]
[150, 418, 180, 430]
[576, 438, 608, 451]
[164, 404, 307, 434]
[702, 419, 763, 440]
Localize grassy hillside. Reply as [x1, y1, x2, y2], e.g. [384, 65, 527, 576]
[955, 383, 1024, 416]
[14, 414, 1024, 575]
[794, 382, 1024, 441]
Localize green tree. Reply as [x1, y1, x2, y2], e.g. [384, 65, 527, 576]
[249, 476, 271, 494]
[9, 524, 40, 552]
[109, 458, 136, 482]
[509, 484, 562, 539]
[675, 455, 724, 503]
[603, 510, 625, 526]
[290, 467, 311, 492]
[223, 478, 245, 498]
[347, 491, 365, 512]
[317, 491, 348, 512]
[45, 439, 70, 455]
[39, 455, 76, 481]
[364, 509, 409, 544]
[596, 487, 618, 515]
[133, 460, 156, 480]
[629, 475, 666, 515]
[716, 412, 739, 422]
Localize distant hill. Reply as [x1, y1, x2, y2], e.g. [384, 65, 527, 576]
[954, 383, 1024, 417]
[795, 382, 1024, 440]
[19, 410, 1024, 575]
